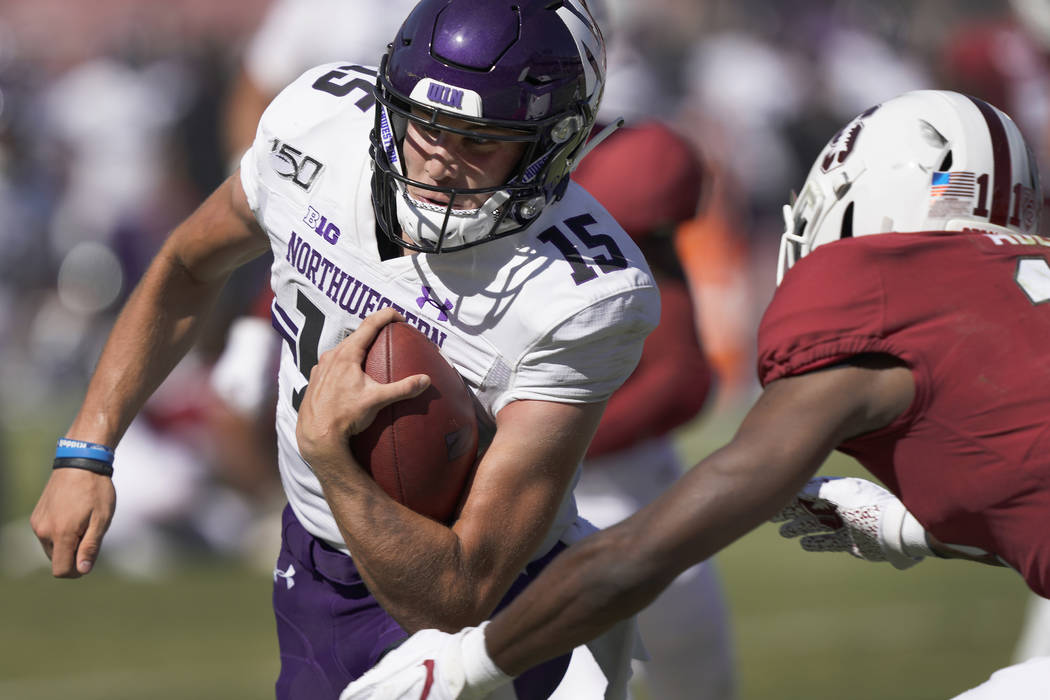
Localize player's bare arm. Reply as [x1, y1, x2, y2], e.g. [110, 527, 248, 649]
[298, 338, 603, 632]
[30, 173, 269, 578]
[484, 356, 913, 676]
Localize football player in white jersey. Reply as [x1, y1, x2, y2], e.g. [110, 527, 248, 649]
[30, 1, 658, 697]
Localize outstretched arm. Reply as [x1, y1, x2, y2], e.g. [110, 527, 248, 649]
[486, 358, 913, 674]
[31, 174, 270, 578]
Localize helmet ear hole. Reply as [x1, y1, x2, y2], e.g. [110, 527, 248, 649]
[841, 201, 855, 239]
[939, 151, 953, 171]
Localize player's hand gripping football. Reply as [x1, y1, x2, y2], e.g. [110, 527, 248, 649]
[296, 308, 430, 470]
[340, 622, 512, 700]
[770, 476, 934, 570]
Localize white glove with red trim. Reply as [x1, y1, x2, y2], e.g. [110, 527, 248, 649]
[770, 476, 934, 570]
[340, 622, 512, 700]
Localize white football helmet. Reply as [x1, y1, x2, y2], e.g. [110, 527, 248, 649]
[778, 90, 1041, 284]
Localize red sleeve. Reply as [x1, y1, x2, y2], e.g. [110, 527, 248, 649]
[586, 278, 712, 458]
[757, 242, 897, 386]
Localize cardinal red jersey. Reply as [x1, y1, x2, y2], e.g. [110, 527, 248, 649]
[758, 230, 1050, 597]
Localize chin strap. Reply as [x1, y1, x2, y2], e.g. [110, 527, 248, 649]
[568, 117, 625, 172]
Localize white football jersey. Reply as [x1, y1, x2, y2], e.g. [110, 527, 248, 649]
[240, 63, 659, 557]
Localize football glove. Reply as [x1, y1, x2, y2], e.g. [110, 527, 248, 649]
[770, 476, 934, 570]
[340, 622, 513, 700]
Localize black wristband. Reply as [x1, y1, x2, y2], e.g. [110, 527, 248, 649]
[53, 456, 114, 477]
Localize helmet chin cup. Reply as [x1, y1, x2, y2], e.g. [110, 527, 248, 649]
[396, 187, 513, 252]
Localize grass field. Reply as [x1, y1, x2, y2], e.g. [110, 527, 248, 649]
[0, 404, 1032, 699]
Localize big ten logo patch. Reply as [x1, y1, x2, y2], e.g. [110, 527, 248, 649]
[304, 206, 341, 244]
[270, 139, 325, 191]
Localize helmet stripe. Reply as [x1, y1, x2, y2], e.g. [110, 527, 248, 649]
[556, 0, 604, 103]
[967, 95, 1012, 227]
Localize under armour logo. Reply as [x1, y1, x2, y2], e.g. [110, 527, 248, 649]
[416, 285, 452, 322]
[274, 563, 296, 590]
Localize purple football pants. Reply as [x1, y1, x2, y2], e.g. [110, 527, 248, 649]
[272, 505, 571, 699]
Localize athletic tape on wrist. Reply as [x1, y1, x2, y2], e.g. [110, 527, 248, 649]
[55, 438, 115, 464]
[899, 510, 934, 558]
[879, 498, 922, 570]
[461, 622, 513, 692]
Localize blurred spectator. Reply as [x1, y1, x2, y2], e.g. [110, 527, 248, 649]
[0, 1, 276, 574]
[567, 121, 736, 700]
[938, 4, 1050, 237]
[223, 0, 418, 166]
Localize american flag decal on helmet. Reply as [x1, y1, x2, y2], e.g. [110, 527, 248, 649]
[930, 171, 976, 198]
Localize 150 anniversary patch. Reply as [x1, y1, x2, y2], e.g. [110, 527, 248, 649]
[269, 139, 324, 191]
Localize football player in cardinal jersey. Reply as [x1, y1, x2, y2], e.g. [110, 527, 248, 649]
[340, 89, 1050, 700]
[30, 1, 658, 698]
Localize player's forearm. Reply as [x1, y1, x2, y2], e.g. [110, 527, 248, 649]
[67, 244, 228, 445]
[488, 371, 895, 675]
[311, 447, 492, 632]
[486, 442, 807, 675]
[69, 176, 265, 445]
[485, 517, 672, 676]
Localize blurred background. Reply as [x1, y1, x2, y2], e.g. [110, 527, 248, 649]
[0, 0, 1046, 698]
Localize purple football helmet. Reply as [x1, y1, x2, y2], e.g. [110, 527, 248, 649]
[371, 0, 607, 252]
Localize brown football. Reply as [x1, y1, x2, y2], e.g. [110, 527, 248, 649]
[350, 322, 478, 523]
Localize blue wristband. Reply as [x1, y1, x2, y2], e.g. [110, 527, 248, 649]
[55, 438, 115, 465]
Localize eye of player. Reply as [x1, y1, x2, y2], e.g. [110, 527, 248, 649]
[464, 134, 497, 147]
[409, 109, 513, 154]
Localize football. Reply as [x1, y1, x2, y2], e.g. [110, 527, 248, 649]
[351, 322, 478, 523]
